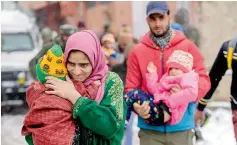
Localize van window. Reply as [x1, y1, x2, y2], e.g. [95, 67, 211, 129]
[1, 33, 34, 52]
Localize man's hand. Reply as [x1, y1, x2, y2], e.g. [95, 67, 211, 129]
[195, 110, 205, 126]
[133, 101, 151, 119]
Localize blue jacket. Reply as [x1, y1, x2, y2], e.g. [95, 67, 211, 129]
[138, 102, 195, 132]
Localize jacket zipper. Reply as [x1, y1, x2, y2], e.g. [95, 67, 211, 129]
[159, 47, 167, 133]
[161, 48, 165, 75]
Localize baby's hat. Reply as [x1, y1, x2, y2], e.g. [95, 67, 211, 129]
[36, 44, 67, 83]
[167, 50, 193, 73]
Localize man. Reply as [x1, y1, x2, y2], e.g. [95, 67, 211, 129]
[125, 1, 211, 145]
[114, 25, 134, 64]
[195, 36, 237, 140]
[99, 23, 112, 43]
[174, 8, 201, 47]
[55, 24, 78, 51]
[29, 27, 55, 80]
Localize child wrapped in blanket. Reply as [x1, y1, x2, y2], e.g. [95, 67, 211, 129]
[125, 50, 199, 125]
[22, 45, 100, 145]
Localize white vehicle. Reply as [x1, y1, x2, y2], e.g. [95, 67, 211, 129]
[1, 10, 42, 106]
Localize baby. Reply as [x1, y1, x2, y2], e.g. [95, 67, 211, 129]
[125, 50, 199, 125]
[22, 44, 100, 145]
[101, 33, 117, 65]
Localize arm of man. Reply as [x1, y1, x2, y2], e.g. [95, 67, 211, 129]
[197, 41, 228, 111]
[125, 48, 142, 92]
[125, 46, 151, 118]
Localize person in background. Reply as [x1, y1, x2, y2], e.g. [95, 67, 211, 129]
[111, 40, 136, 86]
[55, 24, 78, 51]
[99, 23, 112, 43]
[101, 33, 119, 68]
[52, 31, 58, 40]
[174, 8, 201, 47]
[29, 27, 55, 80]
[111, 38, 138, 145]
[114, 25, 134, 64]
[77, 20, 87, 31]
[195, 36, 237, 141]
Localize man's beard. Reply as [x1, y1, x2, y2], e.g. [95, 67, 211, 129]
[150, 23, 170, 37]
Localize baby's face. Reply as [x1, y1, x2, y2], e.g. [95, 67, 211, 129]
[169, 68, 184, 76]
[103, 41, 114, 49]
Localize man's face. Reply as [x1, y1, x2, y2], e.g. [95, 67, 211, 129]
[118, 35, 133, 51]
[146, 13, 171, 37]
[62, 35, 70, 42]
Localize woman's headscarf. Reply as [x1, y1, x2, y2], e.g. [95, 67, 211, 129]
[64, 30, 108, 104]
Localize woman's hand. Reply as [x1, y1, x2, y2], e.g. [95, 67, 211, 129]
[45, 75, 81, 104]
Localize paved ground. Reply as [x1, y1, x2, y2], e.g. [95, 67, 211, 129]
[1, 105, 236, 145]
[2, 112, 27, 145]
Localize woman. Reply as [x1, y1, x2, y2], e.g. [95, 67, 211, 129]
[22, 30, 126, 145]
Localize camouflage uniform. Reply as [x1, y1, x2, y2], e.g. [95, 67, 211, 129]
[54, 24, 78, 51]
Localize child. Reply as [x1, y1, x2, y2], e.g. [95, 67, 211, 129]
[101, 33, 117, 66]
[22, 45, 100, 145]
[125, 50, 199, 125]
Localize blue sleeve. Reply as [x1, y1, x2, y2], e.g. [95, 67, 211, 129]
[110, 54, 117, 59]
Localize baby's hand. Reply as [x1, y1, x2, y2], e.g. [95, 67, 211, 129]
[147, 62, 157, 73]
[170, 84, 182, 95]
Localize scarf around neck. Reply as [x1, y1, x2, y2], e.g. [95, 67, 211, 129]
[150, 27, 172, 49]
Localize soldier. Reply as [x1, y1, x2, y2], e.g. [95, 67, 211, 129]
[54, 24, 78, 51]
[195, 36, 237, 141]
[29, 27, 55, 80]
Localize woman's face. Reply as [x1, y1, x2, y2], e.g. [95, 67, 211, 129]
[66, 51, 93, 82]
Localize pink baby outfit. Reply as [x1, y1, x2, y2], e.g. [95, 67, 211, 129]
[146, 50, 199, 125]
